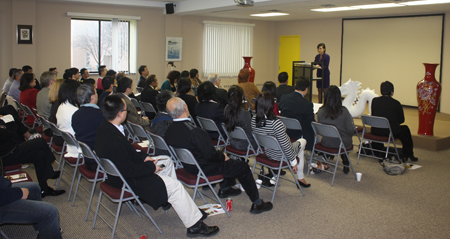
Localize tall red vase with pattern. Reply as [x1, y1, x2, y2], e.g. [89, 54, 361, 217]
[242, 57, 255, 83]
[417, 63, 441, 136]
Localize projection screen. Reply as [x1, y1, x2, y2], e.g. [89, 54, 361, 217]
[341, 15, 443, 107]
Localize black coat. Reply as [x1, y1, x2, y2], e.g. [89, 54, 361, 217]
[278, 91, 315, 151]
[95, 120, 167, 210]
[371, 96, 404, 136]
[276, 84, 295, 102]
[195, 101, 226, 140]
[213, 88, 228, 108]
[140, 86, 159, 118]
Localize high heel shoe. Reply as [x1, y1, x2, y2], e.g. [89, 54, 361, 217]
[297, 180, 311, 188]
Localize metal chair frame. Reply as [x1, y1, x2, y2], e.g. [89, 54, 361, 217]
[147, 131, 183, 169]
[221, 123, 260, 163]
[170, 147, 230, 218]
[93, 158, 162, 238]
[252, 132, 305, 203]
[37, 114, 53, 147]
[127, 122, 155, 155]
[196, 116, 226, 150]
[20, 104, 40, 129]
[48, 122, 67, 180]
[357, 115, 400, 164]
[140, 102, 157, 120]
[130, 98, 145, 117]
[124, 122, 140, 144]
[307, 122, 357, 186]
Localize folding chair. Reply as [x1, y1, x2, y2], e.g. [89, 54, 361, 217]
[221, 123, 259, 163]
[278, 116, 302, 142]
[307, 122, 357, 186]
[124, 122, 140, 144]
[252, 132, 305, 203]
[56, 130, 84, 201]
[130, 98, 145, 117]
[170, 147, 230, 218]
[20, 104, 40, 129]
[0, 91, 7, 107]
[147, 131, 183, 169]
[11, 98, 27, 123]
[196, 116, 226, 150]
[140, 102, 157, 120]
[352, 118, 363, 147]
[93, 158, 162, 238]
[48, 122, 66, 170]
[72, 141, 105, 221]
[357, 115, 401, 164]
[37, 114, 53, 146]
[127, 122, 155, 155]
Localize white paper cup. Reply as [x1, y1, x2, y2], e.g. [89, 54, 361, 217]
[356, 172, 362, 182]
[255, 179, 262, 189]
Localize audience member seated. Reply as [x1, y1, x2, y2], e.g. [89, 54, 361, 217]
[19, 73, 40, 126]
[278, 77, 315, 151]
[177, 77, 197, 122]
[72, 84, 104, 171]
[262, 81, 280, 116]
[165, 97, 273, 213]
[96, 65, 107, 95]
[237, 69, 260, 111]
[47, 78, 64, 146]
[36, 71, 56, 120]
[0, 105, 33, 142]
[224, 85, 257, 151]
[137, 65, 149, 89]
[276, 71, 294, 102]
[371, 81, 418, 162]
[150, 90, 174, 156]
[0, 119, 65, 197]
[7, 69, 23, 101]
[317, 86, 353, 174]
[195, 81, 227, 140]
[117, 77, 150, 130]
[2, 68, 16, 93]
[22, 65, 41, 90]
[140, 75, 160, 119]
[251, 92, 310, 188]
[0, 177, 62, 238]
[49, 67, 58, 78]
[208, 73, 228, 108]
[189, 69, 202, 96]
[95, 94, 219, 237]
[97, 76, 114, 107]
[161, 70, 179, 92]
[79, 68, 94, 85]
[56, 80, 80, 158]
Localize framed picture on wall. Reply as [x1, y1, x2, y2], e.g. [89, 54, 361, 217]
[165, 37, 182, 61]
[17, 25, 33, 44]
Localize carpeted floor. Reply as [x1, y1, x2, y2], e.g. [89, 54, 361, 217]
[2, 140, 450, 239]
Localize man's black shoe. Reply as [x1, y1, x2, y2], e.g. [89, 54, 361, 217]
[272, 169, 286, 176]
[218, 187, 241, 198]
[250, 200, 273, 214]
[41, 187, 65, 198]
[202, 184, 216, 191]
[186, 222, 219, 238]
[49, 171, 61, 180]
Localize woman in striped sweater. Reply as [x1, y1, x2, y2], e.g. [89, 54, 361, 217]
[251, 92, 310, 188]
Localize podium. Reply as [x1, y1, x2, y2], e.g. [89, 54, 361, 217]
[292, 61, 324, 102]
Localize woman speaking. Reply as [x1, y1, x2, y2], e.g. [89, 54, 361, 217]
[314, 43, 330, 103]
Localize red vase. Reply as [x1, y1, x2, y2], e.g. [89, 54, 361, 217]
[417, 63, 441, 136]
[242, 56, 255, 83]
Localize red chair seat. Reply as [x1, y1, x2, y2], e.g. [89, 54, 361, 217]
[289, 138, 297, 143]
[362, 133, 389, 142]
[5, 171, 33, 183]
[42, 134, 52, 143]
[79, 164, 104, 180]
[314, 142, 353, 154]
[100, 182, 133, 199]
[176, 168, 223, 186]
[4, 164, 22, 172]
[355, 126, 363, 133]
[225, 145, 248, 156]
[64, 155, 83, 165]
[51, 143, 63, 153]
[255, 154, 287, 168]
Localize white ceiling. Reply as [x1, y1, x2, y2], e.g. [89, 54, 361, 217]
[49, 0, 450, 21]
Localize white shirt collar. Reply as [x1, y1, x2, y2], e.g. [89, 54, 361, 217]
[113, 123, 125, 136]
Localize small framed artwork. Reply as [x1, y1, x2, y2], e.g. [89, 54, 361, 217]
[165, 37, 182, 61]
[17, 25, 33, 44]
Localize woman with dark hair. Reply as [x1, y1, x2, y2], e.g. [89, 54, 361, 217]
[261, 81, 280, 116]
[56, 80, 80, 158]
[177, 77, 198, 121]
[317, 85, 353, 174]
[189, 69, 202, 96]
[237, 69, 260, 111]
[224, 85, 257, 151]
[19, 73, 40, 126]
[161, 70, 179, 92]
[195, 81, 226, 140]
[150, 90, 174, 155]
[314, 43, 330, 103]
[251, 92, 310, 188]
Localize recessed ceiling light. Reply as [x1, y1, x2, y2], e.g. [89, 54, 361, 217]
[251, 12, 289, 17]
[311, 6, 359, 12]
[401, 0, 450, 5]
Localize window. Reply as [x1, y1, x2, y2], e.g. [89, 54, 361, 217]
[71, 18, 134, 73]
[203, 21, 254, 77]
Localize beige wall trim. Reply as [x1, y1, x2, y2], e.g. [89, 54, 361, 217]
[202, 21, 255, 27]
[67, 12, 141, 20]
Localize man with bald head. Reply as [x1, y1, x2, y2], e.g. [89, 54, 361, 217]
[165, 97, 273, 214]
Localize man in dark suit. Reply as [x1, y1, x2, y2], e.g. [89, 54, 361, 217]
[140, 75, 159, 119]
[208, 73, 228, 108]
[371, 81, 418, 162]
[276, 72, 294, 102]
[279, 77, 315, 151]
[95, 94, 219, 237]
[137, 65, 149, 89]
[117, 77, 150, 130]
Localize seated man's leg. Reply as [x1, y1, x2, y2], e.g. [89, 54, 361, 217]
[158, 175, 202, 228]
[12, 182, 42, 201]
[218, 160, 259, 203]
[0, 183, 61, 239]
[396, 125, 414, 157]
